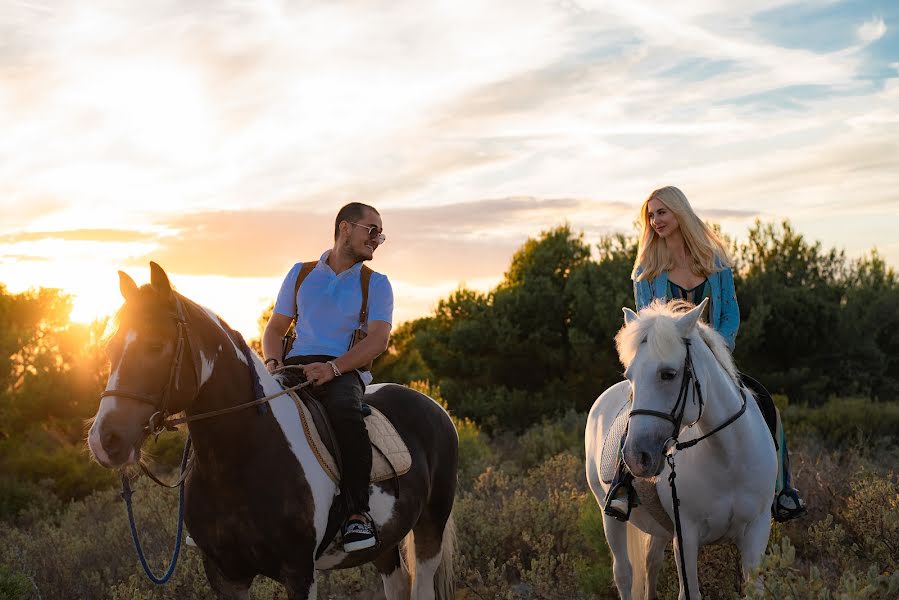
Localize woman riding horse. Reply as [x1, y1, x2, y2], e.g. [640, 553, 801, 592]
[605, 186, 805, 523]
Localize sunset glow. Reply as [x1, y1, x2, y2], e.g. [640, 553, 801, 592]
[2, 1, 897, 338]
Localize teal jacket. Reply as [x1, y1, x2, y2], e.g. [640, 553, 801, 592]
[633, 260, 739, 350]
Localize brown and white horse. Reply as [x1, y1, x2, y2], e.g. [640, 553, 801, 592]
[87, 262, 458, 600]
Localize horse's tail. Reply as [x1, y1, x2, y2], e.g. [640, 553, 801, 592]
[433, 511, 456, 600]
[626, 524, 652, 598]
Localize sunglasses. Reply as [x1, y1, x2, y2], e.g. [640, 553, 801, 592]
[349, 222, 386, 245]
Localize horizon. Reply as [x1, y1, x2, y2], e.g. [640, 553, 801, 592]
[2, 1, 897, 338]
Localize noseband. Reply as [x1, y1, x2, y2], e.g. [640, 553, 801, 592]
[100, 296, 200, 436]
[628, 338, 704, 443]
[627, 337, 747, 453]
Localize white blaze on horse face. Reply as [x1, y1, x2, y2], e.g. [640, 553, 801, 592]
[105, 329, 137, 391]
[253, 353, 335, 547]
[88, 329, 138, 464]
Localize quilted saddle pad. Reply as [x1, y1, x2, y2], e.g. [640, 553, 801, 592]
[291, 391, 412, 484]
[600, 397, 631, 484]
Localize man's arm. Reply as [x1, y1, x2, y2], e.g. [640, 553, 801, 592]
[263, 312, 294, 371]
[300, 320, 391, 386]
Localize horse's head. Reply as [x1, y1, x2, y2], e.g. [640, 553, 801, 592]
[615, 298, 710, 477]
[88, 262, 201, 469]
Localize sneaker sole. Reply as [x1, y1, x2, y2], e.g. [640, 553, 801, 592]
[344, 537, 377, 552]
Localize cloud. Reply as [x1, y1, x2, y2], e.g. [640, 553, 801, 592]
[2, 0, 898, 333]
[857, 17, 887, 43]
[0, 254, 50, 263]
[0, 228, 156, 244]
[133, 197, 637, 285]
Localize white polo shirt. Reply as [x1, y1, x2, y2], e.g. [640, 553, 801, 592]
[273, 250, 394, 384]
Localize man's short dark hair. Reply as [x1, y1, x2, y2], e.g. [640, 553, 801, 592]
[335, 203, 379, 240]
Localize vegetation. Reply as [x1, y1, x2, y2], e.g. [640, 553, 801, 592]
[0, 219, 896, 598]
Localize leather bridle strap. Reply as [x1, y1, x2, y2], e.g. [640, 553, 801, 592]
[628, 339, 702, 440]
[99, 295, 198, 435]
[674, 389, 747, 451]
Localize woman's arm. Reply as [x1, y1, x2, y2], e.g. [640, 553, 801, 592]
[717, 268, 739, 351]
[634, 278, 651, 311]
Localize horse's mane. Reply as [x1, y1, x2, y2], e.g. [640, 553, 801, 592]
[615, 299, 739, 385]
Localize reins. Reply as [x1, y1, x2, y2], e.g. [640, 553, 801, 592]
[104, 295, 314, 585]
[627, 337, 747, 600]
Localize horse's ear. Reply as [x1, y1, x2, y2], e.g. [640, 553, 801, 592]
[676, 298, 708, 337]
[149, 262, 173, 299]
[119, 271, 139, 302]
[623, 307, 638, 325]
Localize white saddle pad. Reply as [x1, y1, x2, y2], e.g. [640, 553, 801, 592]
[291, 391, 412, 484]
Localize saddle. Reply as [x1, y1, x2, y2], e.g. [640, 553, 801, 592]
[288, 387, 412, 485]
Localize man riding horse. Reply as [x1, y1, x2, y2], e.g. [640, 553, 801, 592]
[262, 202, 393, 552]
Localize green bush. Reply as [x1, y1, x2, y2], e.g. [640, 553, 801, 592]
[784, 398, 899, 447]
[0, 565, 32, 600]
[744, 537, 899, 600]
[509, 410, 585, 471]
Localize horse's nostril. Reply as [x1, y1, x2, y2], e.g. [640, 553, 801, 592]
[639, 451, 653, 469]
[102, 430, 122, 455]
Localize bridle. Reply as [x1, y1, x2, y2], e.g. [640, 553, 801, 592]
[100, 295, 200, 438]
[100, 291, 312, 585]
[628, 337, 705, 444]
[625, 336, 747, 600]
[99, 294, 313, 442]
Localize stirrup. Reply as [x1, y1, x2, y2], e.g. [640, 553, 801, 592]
[603, 480, 637, 522]
[772, 488, 806, 522]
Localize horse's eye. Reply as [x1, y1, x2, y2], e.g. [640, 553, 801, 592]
[660, 368, 677, 381]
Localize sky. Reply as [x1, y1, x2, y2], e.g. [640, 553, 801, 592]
[1, 0, 897, 339]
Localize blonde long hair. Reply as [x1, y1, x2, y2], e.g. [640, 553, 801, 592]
[632, 186, 731, 281]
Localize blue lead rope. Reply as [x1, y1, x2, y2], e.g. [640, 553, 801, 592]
[121, 436, 192, 585]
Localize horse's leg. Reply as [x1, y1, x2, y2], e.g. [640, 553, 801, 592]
[602, 514, 633, 600]
[671, 529, 701, 600]
[642, 534, 667, 600]
[410, 511, 455, 600]
[201, 554, 253, 600]
[282, 561, 318, 600]
[374, 543, 412, 600]
[737, 511, 772, 595]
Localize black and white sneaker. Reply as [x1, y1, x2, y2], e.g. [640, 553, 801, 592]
[342, 518, 376, 552]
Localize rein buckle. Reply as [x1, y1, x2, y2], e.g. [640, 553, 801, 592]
[146, 411, 169, 438]
[663, 437, 678, 458]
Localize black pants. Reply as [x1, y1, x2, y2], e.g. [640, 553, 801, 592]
[740, 373, 797, 491]
[282, 355, 372, 515]
[740, 373, 778, 443]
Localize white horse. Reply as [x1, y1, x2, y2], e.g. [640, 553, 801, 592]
[585, 299, 777, 599]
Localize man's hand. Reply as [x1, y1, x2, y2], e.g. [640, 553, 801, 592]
[301, 362, 336, 386]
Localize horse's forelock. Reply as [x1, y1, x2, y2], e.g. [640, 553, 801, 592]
[115, 285, 174, 332]
[615, 299, 739, 384]
[616, 300, 680, 368]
